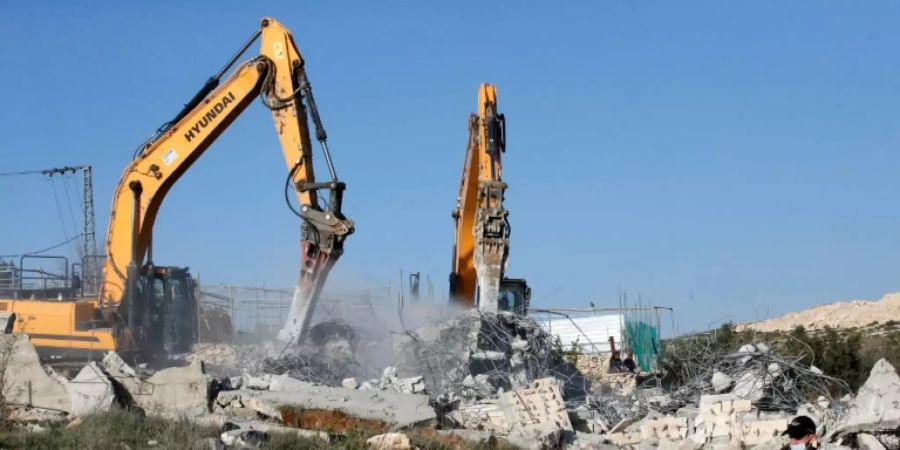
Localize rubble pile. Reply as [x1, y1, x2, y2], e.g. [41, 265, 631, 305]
[259, 320, 371, 386]
[392, 310, 590, 402]
[1, 311, 900, 449]
[664, 341, 852, 412]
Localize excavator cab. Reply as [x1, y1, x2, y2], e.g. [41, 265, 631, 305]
[497, 278, 530, 315]
[129, 266, 196, 356]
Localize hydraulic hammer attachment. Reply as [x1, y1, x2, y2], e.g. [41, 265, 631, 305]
[275, 58, 354, 344]
[278, 181, 353, 344]
[473, 179, 509, 312]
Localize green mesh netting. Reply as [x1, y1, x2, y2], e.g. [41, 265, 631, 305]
[625, 319, 661, 372]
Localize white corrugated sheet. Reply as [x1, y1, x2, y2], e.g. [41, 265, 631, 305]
[534, 314, 623, 354]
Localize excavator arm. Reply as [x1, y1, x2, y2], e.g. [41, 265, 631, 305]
[100, 18, 353, 348]
[450, 84, 510, 312]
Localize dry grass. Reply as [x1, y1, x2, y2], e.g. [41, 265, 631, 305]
[0, 408, 516, 450]
[0, 409, 219, 449]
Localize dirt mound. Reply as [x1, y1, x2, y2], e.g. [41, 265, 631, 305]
[740, 292, 900, 332]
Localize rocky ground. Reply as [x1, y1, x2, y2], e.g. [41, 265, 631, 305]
[0, 310, 897, 449]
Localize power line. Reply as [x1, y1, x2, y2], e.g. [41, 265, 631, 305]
[0, 234, 84, 259]
[0, 169, 47, 177]
[0, 166, 84, 177]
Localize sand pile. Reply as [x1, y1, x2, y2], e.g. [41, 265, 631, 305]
[740, 292, 900, 332]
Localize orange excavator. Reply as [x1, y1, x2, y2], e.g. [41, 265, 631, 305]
[0, 17, 353, 358]
[449, 84, 529, 314]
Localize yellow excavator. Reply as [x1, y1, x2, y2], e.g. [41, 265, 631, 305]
[0, 17, 353, 359]
[450, 84, 529, 314]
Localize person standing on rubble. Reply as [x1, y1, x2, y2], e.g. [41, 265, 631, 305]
[781, 416, 818, 449]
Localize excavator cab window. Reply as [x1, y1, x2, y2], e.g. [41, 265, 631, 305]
[165, 274, 194, 354]
[135, 268, 196, 356]
[498, 279, 531, 315]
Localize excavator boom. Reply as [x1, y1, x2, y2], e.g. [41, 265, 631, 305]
[99, 17, 352, 351]
[451, 84, 528, 314]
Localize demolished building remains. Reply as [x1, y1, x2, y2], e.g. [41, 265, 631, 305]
[0, 307, 897, 449]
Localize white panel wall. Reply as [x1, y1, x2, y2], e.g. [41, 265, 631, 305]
[535, 314, 623, 354]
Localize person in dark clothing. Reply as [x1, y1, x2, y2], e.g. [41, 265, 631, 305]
[781, 415, 818, 450]
[608, 350, 627, 373]
[623, 352, 637, 373]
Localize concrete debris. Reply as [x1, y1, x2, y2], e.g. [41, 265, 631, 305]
[2, 306, 899, 450]
[101, 350, 138, 377]
[856, 433, 887, 450]
[829, 358, 900, 437]
[601, 393, 793, 449]
[366, 432, 412, 450]
[393, 310, 589, 402]
[358, 367, 427, 395]
[505, 424, 565, 450]
[214, 378, 436, 429]
[0, 334, 71, 413]
[666, 340, 848, 412]
[435, 429, 498, 446]
[268, 373, 307, 392]
[141, 360, 210, 417]
[188, 343, 242, 368]
[342, 377, 359, 389]
[66, 362, 115, 417]
[220, 428, 268, 448]
[569, 432, 620, 450]
[241, 374, 271, 390]
[447, 377, 572, 449]
[731, 370, 769, 402]
[710, 371, 732, 393]
[108, 360, 210, 418]
[263, 320, 361, 386]
[223, 419, 330, 442]
[447, 401, 508, 432]
[500, 378, 573, 434]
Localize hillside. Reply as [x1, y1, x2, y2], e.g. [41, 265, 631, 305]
[739, 292, 900, 332]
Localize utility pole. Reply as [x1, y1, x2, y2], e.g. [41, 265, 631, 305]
[41, 165, 98, 294]
[80, 166, 98, 293]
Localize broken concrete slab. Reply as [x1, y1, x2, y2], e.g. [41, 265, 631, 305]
[0, 334, 71, 413]
[498, 377, 573, 433]
[436, 429, 497, 447]
[142, 360, 209, 417]
[187, 343, 241, 368]
[366, 432, 412, 450]
[504, 424, 566, 450]
[568, 432, 619, 450]
[830, 358, 900, 437]
[112, 360, 210, 418]
[242, 374, 271, 390]
[101, 351, 137, 377]
[66, 362, 114, 417]
[268, 374, 307, 392]
[215, 380, 436, 429]
[856, 433, 887, 450]
[447, 401, 508, 432]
